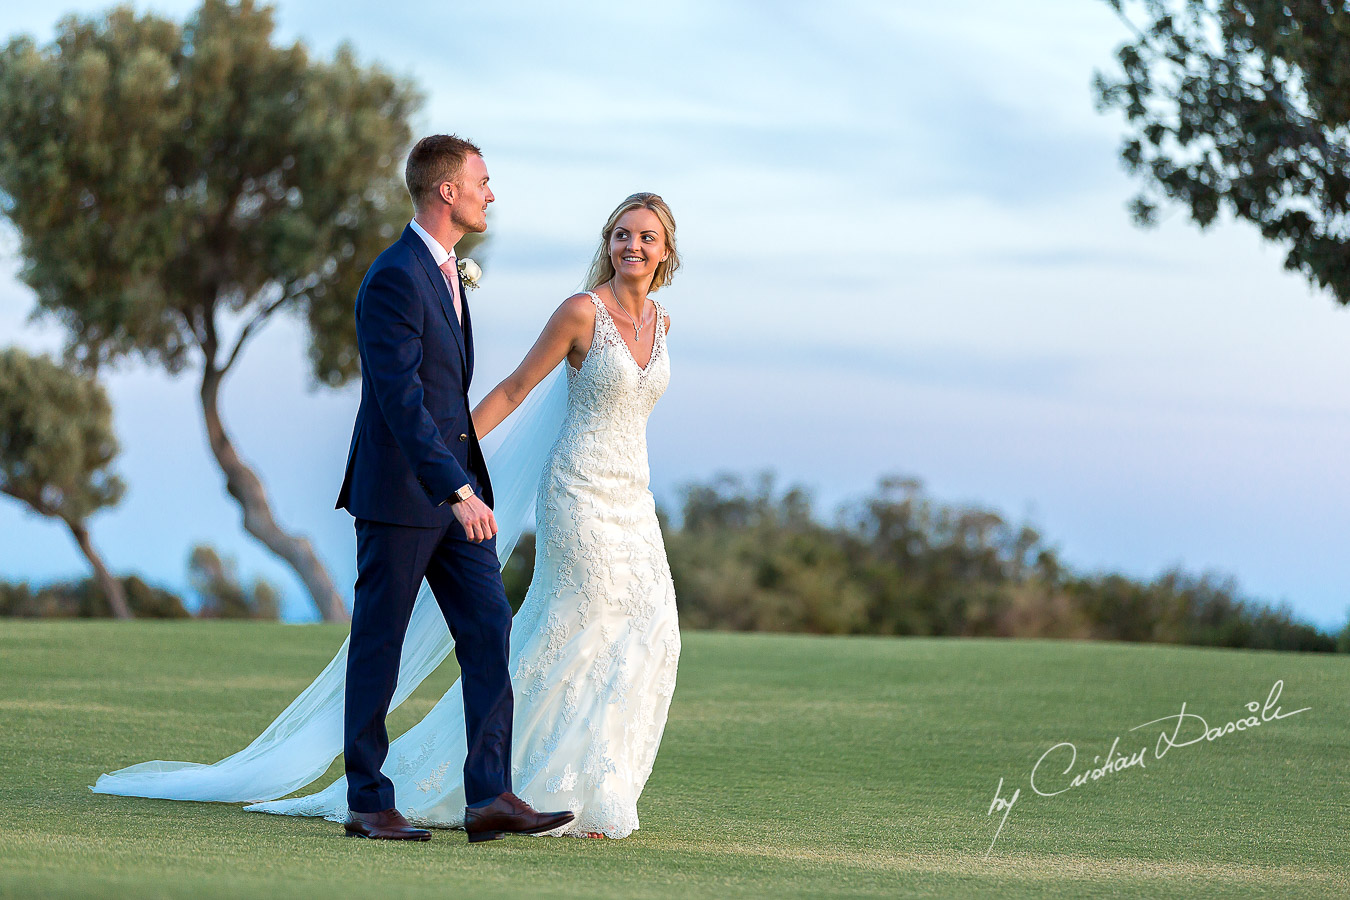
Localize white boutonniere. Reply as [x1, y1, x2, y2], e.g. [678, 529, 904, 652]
[457, 257, 482, 290]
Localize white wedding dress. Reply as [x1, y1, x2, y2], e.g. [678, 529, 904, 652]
[246, 291, 680, 838]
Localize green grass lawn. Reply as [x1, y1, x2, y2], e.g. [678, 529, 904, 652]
[1, 621, 1346, 898]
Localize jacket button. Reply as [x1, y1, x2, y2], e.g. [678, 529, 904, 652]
[458, 433, 468, 442]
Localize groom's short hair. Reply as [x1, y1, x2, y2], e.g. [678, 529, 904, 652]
[406, 134, 483, 210]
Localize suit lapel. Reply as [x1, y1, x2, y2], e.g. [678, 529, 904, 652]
[401, 226, 468, 381]
[458, 269, 474, 385]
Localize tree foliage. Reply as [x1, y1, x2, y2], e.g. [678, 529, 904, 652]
[1094, 0, 1350, 304]
[0, 346, 131, 618]
[0, 347, 123, 520]
[188, 543, 279, 619]
[656, 472, 1341, 653]
[500, 531, 536, 613]
[669, 473, 869, 633]
[0, 574, 188, 618]
[0, 0, 416, 380]
[0, 1, 422, 620]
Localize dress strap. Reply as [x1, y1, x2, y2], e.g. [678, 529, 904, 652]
[582, 290, 616, 335]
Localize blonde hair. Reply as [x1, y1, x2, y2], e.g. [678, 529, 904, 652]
[585, 192, 681, 292]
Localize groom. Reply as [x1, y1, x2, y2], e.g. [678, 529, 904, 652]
[335, 134, 574, 842]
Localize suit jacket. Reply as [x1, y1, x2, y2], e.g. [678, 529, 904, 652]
[336, 224, 493, 527]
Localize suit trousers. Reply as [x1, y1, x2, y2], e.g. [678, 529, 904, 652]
[344, 514, 514, 812]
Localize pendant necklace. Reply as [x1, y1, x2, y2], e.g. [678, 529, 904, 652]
[607, 277, 647, 340]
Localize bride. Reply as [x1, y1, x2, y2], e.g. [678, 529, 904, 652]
[93, 192, 683, 840]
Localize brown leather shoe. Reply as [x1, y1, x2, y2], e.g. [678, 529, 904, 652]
[464, 791, 575, 843]
[344, 808, 431, 841]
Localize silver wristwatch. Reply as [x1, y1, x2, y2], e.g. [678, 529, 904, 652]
[447, 484, 475, 505]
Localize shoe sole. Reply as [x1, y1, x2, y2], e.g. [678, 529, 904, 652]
[344, 829, 431, 842]
[467, 830, 505, 843]
[466, 814, 576, 844]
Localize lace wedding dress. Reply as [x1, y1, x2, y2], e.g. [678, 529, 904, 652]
[246, 291, 680, 838]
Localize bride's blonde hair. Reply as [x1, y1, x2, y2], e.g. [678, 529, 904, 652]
[585, 193, 681, 292]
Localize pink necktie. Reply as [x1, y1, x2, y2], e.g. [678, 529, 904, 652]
[438, 257, 462, 325]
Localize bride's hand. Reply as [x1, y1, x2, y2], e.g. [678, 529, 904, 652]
[452, 493, 497, 542]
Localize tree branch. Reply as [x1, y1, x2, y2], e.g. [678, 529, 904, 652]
[1108, 0, 1350, 168]
[219, 284, 302, 376]
[1, 482, 54, 518]
[1105, 1, 1150, 46]
[200, 295, 220, 377]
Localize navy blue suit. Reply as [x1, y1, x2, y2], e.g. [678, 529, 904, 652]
[336, 224, 512, 812]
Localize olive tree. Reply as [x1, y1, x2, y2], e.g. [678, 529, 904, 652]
[1095, 0, 1350, 304]
[0, 0, 423, 620]
[0, 346, 131, 618]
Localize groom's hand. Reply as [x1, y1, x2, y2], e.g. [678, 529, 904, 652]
[453, 494, 498, 543]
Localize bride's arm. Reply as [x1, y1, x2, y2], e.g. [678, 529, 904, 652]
[472, 294, 596, 438]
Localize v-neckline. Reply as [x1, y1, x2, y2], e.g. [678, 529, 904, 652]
[589, 291, 658, 373]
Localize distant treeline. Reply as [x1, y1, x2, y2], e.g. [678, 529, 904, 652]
[0, 575, 189, 619]
[9, 474, 1347, 654]
[512, 473, 1349, 654]
[0, 545, 278, 620]
[671, 473, 1348, 651]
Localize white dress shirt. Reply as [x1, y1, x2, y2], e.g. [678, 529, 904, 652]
[409, 217, 461, 321]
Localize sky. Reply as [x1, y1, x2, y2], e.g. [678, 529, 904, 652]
[1, 0, 1347, 629]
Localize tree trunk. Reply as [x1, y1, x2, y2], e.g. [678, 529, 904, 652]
[66, 518, 133, 620]
[198, 365, 350, 623]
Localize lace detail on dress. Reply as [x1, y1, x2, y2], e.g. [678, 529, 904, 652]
[569, 291, 667, 382]
[504, 288, 678, 837]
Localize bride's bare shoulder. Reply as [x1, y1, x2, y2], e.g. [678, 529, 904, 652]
[554, 292, 598, 327]
[539, 293, 599, 351]
[559, 291, 598, 313]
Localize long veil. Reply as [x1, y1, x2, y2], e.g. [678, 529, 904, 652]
[90, 364, 570, 804]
